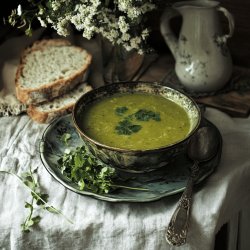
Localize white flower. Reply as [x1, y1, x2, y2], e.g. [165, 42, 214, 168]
[131, 37, 142, 48]
[118, 16, 129, 33]
[37, 17, 47, 28]
[54, 17, 71, 36]
[82, 26, 95, 40]
[51, 1, 61, 11]
[121, 33, 130, 42]
[141, 28, 150, 40]
[14, 0, 158, 53]
[51, 0, 71, 11]
[17, 5, 22, 16]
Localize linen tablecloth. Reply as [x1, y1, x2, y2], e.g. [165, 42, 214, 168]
[1, 32, 250, 250]
[1, 107, 250, 250]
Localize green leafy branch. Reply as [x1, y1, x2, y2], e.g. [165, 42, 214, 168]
[0, 168, 73, 232]
[57, 146, 149, 194]
[58, 146, 116, 194]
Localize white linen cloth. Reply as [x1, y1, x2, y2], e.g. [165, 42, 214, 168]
[1, 108, 250, 250]
[1, 34, 250, 250]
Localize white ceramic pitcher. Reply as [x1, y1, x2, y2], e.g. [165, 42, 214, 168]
[160, 0, 235, 93]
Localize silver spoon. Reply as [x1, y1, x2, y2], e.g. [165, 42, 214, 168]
[165, 126, 220, 246]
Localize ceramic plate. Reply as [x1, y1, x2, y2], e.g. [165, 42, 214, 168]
[39, 114, 222, 203]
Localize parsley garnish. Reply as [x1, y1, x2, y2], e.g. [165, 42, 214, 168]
[57, 146, 149, 194]
[114, 106, 161, 135]
[134, 109, 161, 121]
[58, 146, 116, 194]
[115, 106, 128, 116]
[115, 120, 142, 135]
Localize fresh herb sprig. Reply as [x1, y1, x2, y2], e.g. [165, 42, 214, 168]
[114, 106, 161, 135]
[115, 106, 128, 116]
[58, 146, 116, 194]
[0, 168, 73, 232]
[134, 109, 161, 121]
[57, 146, 149, 194]
[115, 119, 142, 135]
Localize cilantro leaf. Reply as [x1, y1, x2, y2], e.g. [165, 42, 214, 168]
[114, 107, 161, 135]
[115, 106, 128, 116]
[60, 133, 71, 145]
[32, 215, 41, 225]
[115, 120, 142, 135]
[134, 109, 161, 121]
[57, 146, 116, 194]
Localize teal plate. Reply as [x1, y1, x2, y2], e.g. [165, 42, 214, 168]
[39, 114, 222, 203]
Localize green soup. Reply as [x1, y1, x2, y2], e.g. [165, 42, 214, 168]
[81, 93, 190, 150]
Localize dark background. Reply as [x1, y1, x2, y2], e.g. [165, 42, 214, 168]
[148, 0, 250, 68]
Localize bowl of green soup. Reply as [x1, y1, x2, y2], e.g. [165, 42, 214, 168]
[73, 81, 201, 173]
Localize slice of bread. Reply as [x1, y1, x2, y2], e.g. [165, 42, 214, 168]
[15, 39, 92, 105]
[27, 82, 92, 123]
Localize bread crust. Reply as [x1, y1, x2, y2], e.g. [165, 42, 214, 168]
[27, 103, 74, 123]
[15, 39, 92, 105]
[27, 83, 92, 123]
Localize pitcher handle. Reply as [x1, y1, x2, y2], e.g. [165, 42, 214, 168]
[216, 7, 235, 43]
[160, 8, 180, 59]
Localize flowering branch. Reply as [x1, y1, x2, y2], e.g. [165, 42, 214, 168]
[7, 0, 163, 54]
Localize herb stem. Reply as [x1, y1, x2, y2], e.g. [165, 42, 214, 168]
[111, 184, 149, 191]
[29, 166, 37, 188]
[28, 198, 34, 222]
[23, 197, 35, 230]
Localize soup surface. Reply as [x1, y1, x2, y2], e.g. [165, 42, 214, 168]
[81, 93, 190, 150]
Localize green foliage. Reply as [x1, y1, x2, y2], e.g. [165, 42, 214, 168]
[115, 106, 128, 116]
[115, 119, 142, 135]
[57, 145, 150, 194]
[0, 168, 73, 233]
[57, 146, 116, 194]
[114, 106, 161, 135]
[134, 109, 161, 121]
[20, 167, 69, 232]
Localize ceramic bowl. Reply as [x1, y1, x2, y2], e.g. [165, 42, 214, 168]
[73, 81, 201, 173]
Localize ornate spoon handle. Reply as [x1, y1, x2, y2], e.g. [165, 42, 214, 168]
[165, 162, 199, 246]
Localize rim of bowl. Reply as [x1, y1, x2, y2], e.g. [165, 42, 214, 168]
[72, 81, 201, 153]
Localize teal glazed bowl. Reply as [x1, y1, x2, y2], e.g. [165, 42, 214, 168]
[73, 81, 201, 173]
